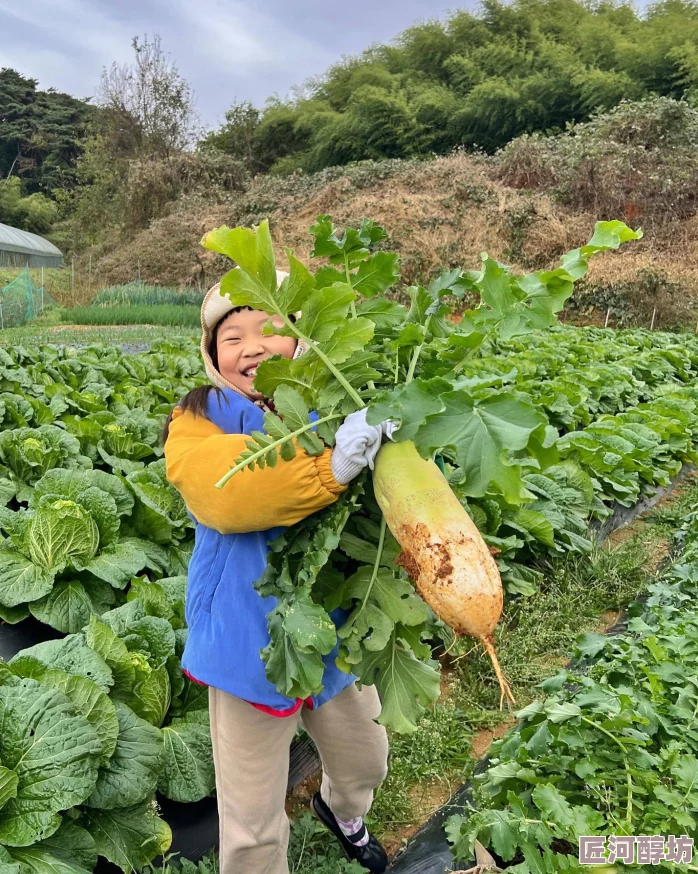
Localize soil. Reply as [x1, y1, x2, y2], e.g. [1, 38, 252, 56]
[469, 720, 518, 760]
[285, 772, 321, 819]
[598, 609, 621, 632]
[603, 470, 698, 573]
[382, 779, 457, 857]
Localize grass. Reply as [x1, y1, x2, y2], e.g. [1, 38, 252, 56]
[448, 539, 654, 724]
[369, 700, 472, 836]
[94, 284, 205, 307]
[646, 471, 698, 530]
[0, 266, 69, 296]
[60, 303, 201, 327]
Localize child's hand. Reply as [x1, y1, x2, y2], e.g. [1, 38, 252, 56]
[331, 409, 391, 484]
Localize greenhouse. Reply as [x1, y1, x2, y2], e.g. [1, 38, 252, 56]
[0, 221, 64, 268]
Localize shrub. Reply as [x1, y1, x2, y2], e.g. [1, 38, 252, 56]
[493, 97, 698, 225]
[566, 268, 697, 330]
[124, 150, 249, 230]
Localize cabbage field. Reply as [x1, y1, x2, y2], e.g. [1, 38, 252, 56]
[0, 341, 208, 873]
[1, 218, 698, 874]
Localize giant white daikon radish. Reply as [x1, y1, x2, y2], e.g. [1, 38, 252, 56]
[373, 440, 514, 707]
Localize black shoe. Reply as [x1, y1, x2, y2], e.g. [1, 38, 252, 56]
[310, 792, 389, 873]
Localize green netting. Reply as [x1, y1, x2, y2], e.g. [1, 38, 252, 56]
[0, 267, 55, 329]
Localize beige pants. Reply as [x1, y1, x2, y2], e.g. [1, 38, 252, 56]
[208, 682, 389, 874]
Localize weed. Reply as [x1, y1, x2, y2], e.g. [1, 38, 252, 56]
[502, 200, 537, 264]
[647, 473, 698, 530]
[288, 811, 364, 874]
[142, 849, 219, 874]
[369, 699, 472, 834]
[449, 533, 654, 719]
[567, 268, 697, 331]
[138, 820, 363, 874]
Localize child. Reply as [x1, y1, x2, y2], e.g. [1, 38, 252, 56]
[163, 272, 391, 874]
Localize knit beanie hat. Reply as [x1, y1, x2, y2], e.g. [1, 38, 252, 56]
[200, 268, 309, 408]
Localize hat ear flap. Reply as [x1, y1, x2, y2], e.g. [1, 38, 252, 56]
[293, 338, 310, 359]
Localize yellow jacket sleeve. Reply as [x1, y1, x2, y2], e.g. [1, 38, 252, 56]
[164, 406, 347, 534]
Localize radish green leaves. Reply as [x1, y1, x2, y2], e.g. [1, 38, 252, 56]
[203, 215, 642, 732]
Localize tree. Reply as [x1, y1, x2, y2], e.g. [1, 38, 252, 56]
[97, 34, 197, 162]
[68, 33, 200, 241]
[0, 69, 35, 182]
[197, 0, 698, 172]
[0, 177, 57, 233]
[253, 99, 312, 172]
[201, 101, 261, 172]
[0, 68, 92, 194]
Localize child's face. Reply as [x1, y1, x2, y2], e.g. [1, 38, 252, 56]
[216, 308, 297, 399]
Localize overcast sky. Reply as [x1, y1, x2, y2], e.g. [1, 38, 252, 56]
[0, 0, 472, 130]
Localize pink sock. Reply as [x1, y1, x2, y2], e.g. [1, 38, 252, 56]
[335, 815, 370, 847]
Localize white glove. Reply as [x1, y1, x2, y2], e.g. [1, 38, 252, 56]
[383, 420, 399, 441]
[331, 409, 385, 485]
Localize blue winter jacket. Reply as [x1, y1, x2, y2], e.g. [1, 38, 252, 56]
[164, 388, 355, 712]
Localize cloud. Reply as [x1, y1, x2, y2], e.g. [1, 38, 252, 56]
[0, 0, 465, 126]
[163, 0, 336, 86]
[0, 0, 338, 122]
[0, 0, 132, 62]
[0, 0, 133, 99]
[140, 0, 338, 122]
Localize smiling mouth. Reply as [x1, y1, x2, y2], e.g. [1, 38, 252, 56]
[241, 364, 260, 379]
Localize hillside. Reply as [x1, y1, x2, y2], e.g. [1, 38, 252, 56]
[5, 0, 698, 328]
[87, 145, 698, 332]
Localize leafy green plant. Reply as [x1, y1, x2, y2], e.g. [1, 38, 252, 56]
[0, 574, 212, 871]
[0, 426, 86, 502]
[0, 465, 189, 628]
[5, 220, 698, 873]
[203, 214, 641, 733]
[447, 503, 698, 872]
[0, 339, 203, 626]
[94, 285, 205, 308]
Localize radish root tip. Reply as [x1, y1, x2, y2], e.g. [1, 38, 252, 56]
[481, 635, 516, 710]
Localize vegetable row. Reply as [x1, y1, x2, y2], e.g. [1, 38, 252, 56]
[447, 499, 698, 872]
[0, 343, 208, 874]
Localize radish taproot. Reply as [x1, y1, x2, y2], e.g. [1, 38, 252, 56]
[373, 439, 514, 707]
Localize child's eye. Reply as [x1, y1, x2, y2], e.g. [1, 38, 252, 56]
[225, 338, 241, 343]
